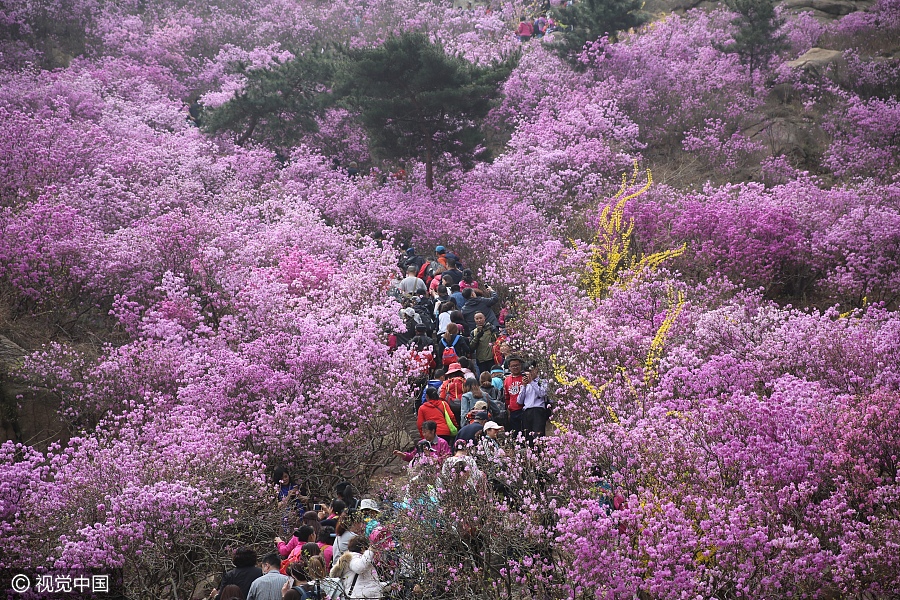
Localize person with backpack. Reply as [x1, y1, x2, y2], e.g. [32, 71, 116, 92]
[441, 258, 464, 286]
[412, 292, 435, 333]
[435, 246, 449, 269]
[401, 247, 426, 275]
[419, 369, 443, 409]
[461, 287, 500, 333]
[398, 266, 427, 294]
[417, 389, 459, 446]
[409, 324, 436, 377]
[427, 265, 445, 292]
[459, 377, 486, 418]
[438, 323, 470, 367]
[478, 371, 507, 424]
[432, 285, 452, 318]
[439, 363, 467, 426]
[469, 312, 499, 376]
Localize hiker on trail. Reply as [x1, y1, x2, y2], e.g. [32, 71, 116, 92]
[332, 512, 364, 568]
[517, 19, 534, 41]
[504, 356, 526, 434]
[417, 388, 459, 446]
[456, 410, 488, 443]
[497, 341, 513, 370]
[469, 312, 499, 375]
[459, 377, 485, 417]
[330, 536, 387, 599]
[398, 247, 425, 275]
[441, 259, 464, 286]
[533, 14, 548, 37]
[459, 268, 478, 290]
[450, 310, 468, 337]
[478, 371, 507, 423]
[247, 553, 291, 600]
[519, 362, 550, 443]
[438, 323, 470, 367]
[410, 323, 436, 376]
[440, 362, 467, 423]
[437, 301, 455, 335]
[432, 285, 452, 317]
[445, 251, 464, 269]
[395, 433, 448, 467]
[210, 548, 262, 600]
[440, 439, 483, 491]
[456, 356, 476, 380]
[428, 265, 446, 292]
[461, 287, 499, 333]
[490, 366, 505, 391]
[479, 421, 505, 461]
[275, 525, 313, 559]
[450, 284, 466, 312]
[398, 266, 427, 294]
[435, 246, 449, 269]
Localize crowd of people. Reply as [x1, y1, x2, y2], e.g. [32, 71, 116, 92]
[207, 246, 554, 600]
[209, 477, 398, 600]
[390, 244, 551, 443]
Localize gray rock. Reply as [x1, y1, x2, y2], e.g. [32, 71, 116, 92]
[782, 0, 861, 14]
[743, 116, 828, 160]
[785, 47, 845, 74]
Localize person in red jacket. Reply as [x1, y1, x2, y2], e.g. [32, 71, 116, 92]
[417, 386, 459, 446]
[516, 19, 534, 42]
[504, 355, 526, 435]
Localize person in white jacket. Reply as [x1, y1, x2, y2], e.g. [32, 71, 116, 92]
[329, 536, 388, 599]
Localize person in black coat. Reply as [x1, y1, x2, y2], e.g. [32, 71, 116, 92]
[212, 547, 262, 600]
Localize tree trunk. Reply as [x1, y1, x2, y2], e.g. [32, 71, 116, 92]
[425, 132, 434, 190]
[237, 114, 259, 147]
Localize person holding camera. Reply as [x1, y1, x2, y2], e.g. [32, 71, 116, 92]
[469, 312, 498, 376]
[518, 362, 550, 444]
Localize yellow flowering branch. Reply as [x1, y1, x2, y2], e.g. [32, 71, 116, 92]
[644, 289, 685, 387]
[552, 355, 621, 424]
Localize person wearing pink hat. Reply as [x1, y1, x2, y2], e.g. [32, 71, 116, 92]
[440, 362, 466, 424]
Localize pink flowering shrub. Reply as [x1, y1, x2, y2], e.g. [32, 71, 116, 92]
[823, 95, 900, 179]
[580, 11, 763, 151]
[2, 0, 900, 598]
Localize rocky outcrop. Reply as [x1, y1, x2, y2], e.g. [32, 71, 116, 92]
[785, 47, 846, 75]
[782, 0, 871, 16]
[645, 0, 873, 20]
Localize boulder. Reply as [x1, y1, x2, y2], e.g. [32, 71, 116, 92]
[782, 0, 861, 14]
[785, 47, 845, 74]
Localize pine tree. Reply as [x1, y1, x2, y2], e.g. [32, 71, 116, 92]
[335, 32, 514, 189]
[551, 0, 648, 64]
[719, 0, 788, 82]
[202, 55, 333, 148]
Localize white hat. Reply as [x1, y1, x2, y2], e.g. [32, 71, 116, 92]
[359, 498, 381, 513]
[483, 421, 504, 432]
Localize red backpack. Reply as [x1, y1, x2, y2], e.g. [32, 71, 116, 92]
[418, 260, 437, 287]
[410, 348, 436, 375]
[441, 335, 461, 366]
